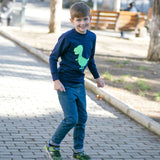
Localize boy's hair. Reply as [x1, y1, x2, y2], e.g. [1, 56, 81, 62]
[70, 2, 90, 19]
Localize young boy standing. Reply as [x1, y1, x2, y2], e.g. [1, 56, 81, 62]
[45, 2, 104, 160]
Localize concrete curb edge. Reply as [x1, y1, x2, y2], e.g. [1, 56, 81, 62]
[1, 29, 160, 136]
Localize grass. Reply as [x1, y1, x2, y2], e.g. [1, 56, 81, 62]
[121, 60, 130, 65]
[105, 59, 131, 68]
[118, 60, 130, 68]
[103, 72, 112, 80]
[124, 84, 134, 91]
[154, 92, 160, 101]
[136, 80, 150, 91]
[138, 66, 150, 71]
[106, 59, 117, 63]
[118, 63, 124, 68]
[114, 77, 125, 83]
[122, 74, 131, 78]
[138, 91, 146, 97]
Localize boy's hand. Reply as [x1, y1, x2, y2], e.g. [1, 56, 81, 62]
[95, 77, 105, 88]
[54, 80, 66, 92]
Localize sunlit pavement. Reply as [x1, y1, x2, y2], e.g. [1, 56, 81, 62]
[0, 31, 160, 160]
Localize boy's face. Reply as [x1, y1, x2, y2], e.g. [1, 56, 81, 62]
[70, 16, 91, 34]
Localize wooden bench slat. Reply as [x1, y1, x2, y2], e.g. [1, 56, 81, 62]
[98, 19, 117, 22]
[98, 15, 118, 18]
[119, 11, 137, 15]
[119, 16, 137, 20]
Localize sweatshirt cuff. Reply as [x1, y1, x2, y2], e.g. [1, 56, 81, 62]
[93, 73, 100, 79]
[52, 73, 59, 81]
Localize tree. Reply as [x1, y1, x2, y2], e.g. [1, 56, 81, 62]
[49, 0, 62, 33]
[147, 0, 160, 61]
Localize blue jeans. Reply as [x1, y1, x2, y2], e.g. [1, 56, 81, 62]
[51, 83, 87, 151]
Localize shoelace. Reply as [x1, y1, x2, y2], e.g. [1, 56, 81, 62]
[49, 147, 61, 157]
[76, 152, 90, 159]
[52, 150, 61, 157]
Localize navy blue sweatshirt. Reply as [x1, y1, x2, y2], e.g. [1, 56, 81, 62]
[49, 28, 100, 86]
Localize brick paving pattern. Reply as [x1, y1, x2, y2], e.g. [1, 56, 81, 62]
[0, 35, 160, 160]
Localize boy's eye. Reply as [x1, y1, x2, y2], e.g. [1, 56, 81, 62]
[84, 18, 89, 21]
[75, 17, 89, 22]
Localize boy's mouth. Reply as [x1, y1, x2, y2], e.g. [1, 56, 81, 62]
[79, 25, 87, 30]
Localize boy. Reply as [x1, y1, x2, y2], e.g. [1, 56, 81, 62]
[45, 2, 104, 160]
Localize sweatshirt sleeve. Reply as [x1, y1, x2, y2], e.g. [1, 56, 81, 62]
[49, 35, 69, 81]
[87, 36, 100, 79]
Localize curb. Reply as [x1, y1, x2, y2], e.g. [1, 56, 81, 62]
[1, 29, 160, 137]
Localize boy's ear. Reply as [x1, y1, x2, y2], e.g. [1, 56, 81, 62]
[90, 15, 92, 21]
[70, 18, 74, 24]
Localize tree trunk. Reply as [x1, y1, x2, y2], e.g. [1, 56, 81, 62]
[49, 0, 62, 33]
[147, 0, 160, 61]
[113, 0, 121, 12]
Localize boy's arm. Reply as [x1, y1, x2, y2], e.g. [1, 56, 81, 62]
[88, 37, 104, 88]
[88, 58, 105, 88]
[49, 35, 66, 81]
[50, 57, 65, 92]
[49, 35, 69, 92]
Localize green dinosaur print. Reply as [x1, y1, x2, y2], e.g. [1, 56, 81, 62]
[74, 45, 89, 69]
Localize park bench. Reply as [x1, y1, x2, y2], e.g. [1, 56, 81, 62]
[90, 10, 147, 37]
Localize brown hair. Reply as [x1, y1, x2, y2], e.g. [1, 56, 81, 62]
[70, 2, 91, 19]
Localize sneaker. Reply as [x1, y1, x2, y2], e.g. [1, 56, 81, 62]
[73, 151, 91, 160]
[44, 145, 62, 160]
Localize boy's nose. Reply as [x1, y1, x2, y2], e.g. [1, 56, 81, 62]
[80, 20, 85, 25]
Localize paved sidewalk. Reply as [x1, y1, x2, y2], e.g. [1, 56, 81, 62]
[0, 35, 160, 160]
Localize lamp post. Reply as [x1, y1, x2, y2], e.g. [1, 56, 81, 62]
[93, 0, 98, 10]
[0, 1, 2, 22]
[21, 0, 27, 27]
[114, 0, 121, 12]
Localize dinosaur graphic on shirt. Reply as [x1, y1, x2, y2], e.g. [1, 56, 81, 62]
[74, 45, 89, 69]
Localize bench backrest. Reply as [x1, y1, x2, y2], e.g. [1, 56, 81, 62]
[117, 11, 138, 31]
[90, 10, 146, 31]
[90, 10, 119, 30]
